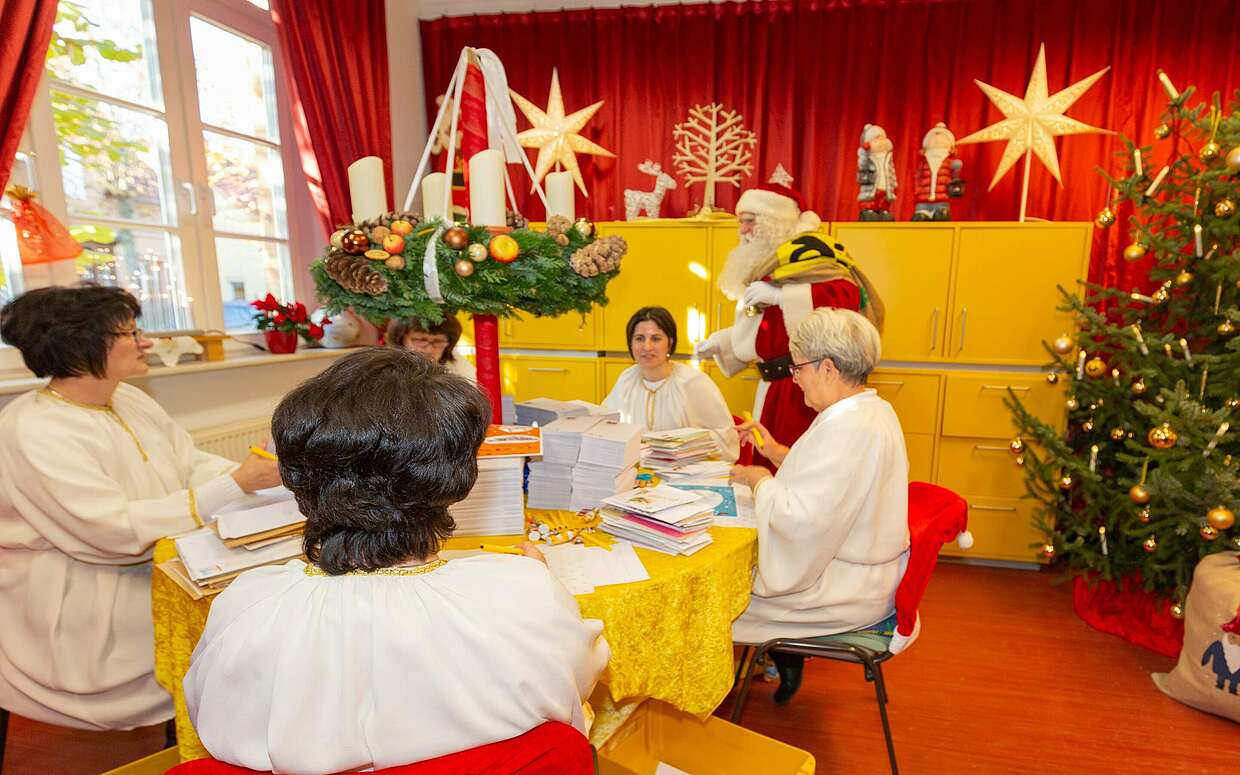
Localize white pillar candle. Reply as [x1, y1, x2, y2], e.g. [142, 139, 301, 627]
[347, 156, 387, 223]
[545, 171, 575, 221]
[421, 172, 448, 221]
[468, 149, 506, 227]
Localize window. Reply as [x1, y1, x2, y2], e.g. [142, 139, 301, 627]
[0, 150, 36, 306]
[18, 0, 308, 336]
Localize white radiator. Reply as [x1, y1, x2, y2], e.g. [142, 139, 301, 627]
[191, 418, 272, 462]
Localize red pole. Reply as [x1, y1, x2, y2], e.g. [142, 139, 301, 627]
[473, 313, 502, 423]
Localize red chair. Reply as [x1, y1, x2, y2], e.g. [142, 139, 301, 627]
[164, 721, 593, 775]
[730, 481, 970, 775]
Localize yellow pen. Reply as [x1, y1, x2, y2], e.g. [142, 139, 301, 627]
[248, 445, 278, 461]
[741, 411, 765, 448]
[479, 544, 524, 556]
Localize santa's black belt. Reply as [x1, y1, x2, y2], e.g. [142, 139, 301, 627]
[756, 354, 793, 382]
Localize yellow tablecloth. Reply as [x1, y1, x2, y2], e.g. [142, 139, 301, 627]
[152, 519, 757, 762]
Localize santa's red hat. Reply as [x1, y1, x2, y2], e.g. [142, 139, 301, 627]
[735, 183, 822, 234]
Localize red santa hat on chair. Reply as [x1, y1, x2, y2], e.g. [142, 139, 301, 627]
[735, 182, 822, 235]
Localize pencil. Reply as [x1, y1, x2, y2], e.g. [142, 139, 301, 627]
[248, 445, 278, 461]
[741, 411, 765, 448]
[479, 544, 524, 556]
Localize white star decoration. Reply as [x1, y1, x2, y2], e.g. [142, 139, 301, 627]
[768, 164, 794, 187]
[958, 44, 1112, 191]
[509, 69, 615, 197]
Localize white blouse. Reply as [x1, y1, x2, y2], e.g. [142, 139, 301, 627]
[602, 362, 739, 462]
[185, 556, 609, 774]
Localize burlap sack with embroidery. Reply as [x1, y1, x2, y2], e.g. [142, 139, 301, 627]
[1151, 552, 1240, 723]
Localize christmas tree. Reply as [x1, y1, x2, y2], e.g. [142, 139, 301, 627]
[1008, 81, 1240, 618]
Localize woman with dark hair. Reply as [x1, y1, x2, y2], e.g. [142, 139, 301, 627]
[0, 285, 280, 730]
[388, 314, 477, 381]
[602, 306, 739, 462]
[184, 348, 608, 773]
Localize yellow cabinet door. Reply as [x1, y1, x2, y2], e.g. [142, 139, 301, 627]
[940, 372, 1064, 439]
[601, 357, 633, 402]
[938, 495, 1048, 564]
[948, 224, 1090, 365]
[499, 355, 600, 403]
[867, 370, 941, 435]
[833, 224, 954, 360]
[600, 222, 712, 355]
[905, 432, 935, 483]
[499, 310, 598, 350]
[708, 221, 741, 333]
[936, 437, 1032, 499]
[702, 362, 762, 418]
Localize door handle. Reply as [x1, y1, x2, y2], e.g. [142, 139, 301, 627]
[929, 307, 939, 352]
[527, 367, 568, 373]
[969, 504, 1017, 512]
[981, 385, 1030, 392]
[973, 445, 1010, 452]
[180, 181, 198, 216]
[716, 303, 722, 325]
[957, 307, 968, 353]
[870, 380, 905, 387]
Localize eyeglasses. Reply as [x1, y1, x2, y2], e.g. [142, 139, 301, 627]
[408, 336, 450, 348]
[112, 328, 144, 343]
[789, 358, 824, 378]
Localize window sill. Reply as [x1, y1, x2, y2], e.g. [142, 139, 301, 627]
[0, 346, 361, 397]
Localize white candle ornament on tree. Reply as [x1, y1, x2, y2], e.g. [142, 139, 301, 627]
[347, 156, 387, 223]
[468, 149, 506, 227]
[545, 170, 576, 221]
[672, 102, 757, 215]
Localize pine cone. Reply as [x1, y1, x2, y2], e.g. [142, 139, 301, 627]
[546, 215, 572, 238]
[324, 252, 389, 295]
[570, 237, 626, 278]
[506, 209, 529, 230]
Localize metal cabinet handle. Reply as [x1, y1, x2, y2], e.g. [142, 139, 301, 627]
[973, 445, 1010, 452]
[981, 385, 1030, 392]
[742, 375, 759, 382]
[929, 307, 939, 352]
[957, 306, 968, 353]
[870, 380, 905, 387]
[969, 504, 1017, 512]
[180, 181, 198, 216]
[527, 367, 568, 373]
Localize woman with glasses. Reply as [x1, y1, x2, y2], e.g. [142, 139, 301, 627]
[730, 307, 909, 705]
[0, 285, 281, 731]
[388, 315, 477, 382]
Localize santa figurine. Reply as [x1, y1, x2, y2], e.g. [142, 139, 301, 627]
[912, 122, 965, 221]
[696, 179, 885, 471]
[857, 124, 897, 221]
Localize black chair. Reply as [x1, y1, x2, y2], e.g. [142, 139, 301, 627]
[0, 707, 9, 772]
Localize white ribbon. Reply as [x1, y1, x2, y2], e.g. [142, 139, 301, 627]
[423, 223, 446, 303]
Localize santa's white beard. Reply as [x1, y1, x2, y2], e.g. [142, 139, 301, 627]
[719, 216, 798, 300]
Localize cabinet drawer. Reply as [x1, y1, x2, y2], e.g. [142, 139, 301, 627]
[868, 371, 940, 435]
[905, 432, 935, 483]
[499, 356, 599, 403]
[938, 495, 1047, 564]
[501, 310, 597, 350]
[936, 437, 1030, 499]
[941, 373, 1063, 439]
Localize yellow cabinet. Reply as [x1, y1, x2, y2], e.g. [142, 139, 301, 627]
[601, 357, 632, 399]
[500, 310, 598, 350]
[833, 224, 954, 360]
[599, 221, 712, 355]
[948, 224, 1090, 365]
[708, 221, 740, 333]
[939, 496, 1047, 564]
[936, 437, 1031, 498]
[941, 372, 1064, 439]
[702, 362, 762, 418]
[867, 370, 941, 436]
[499, 355, 600, 403]
[905, 433, 935, 483]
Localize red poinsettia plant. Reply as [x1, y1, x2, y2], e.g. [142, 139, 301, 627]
[250, 294, 328, 342]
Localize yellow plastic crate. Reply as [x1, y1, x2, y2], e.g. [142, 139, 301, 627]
[598, 700, 815, 775]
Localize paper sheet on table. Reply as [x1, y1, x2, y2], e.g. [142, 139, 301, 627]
[542, 541, 650, 595]
[215, 498, 306, 540]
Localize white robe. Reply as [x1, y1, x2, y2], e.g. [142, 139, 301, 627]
[602, 362, 739, 463]
[185, 556, 609, 774]
[733, 390, 910, 643]
[0, 383, 243, 730]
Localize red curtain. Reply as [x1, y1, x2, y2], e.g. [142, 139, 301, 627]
[421, 0, 1240, 288]
[0, 0, 57, 193]
[272, 0, 392, 237]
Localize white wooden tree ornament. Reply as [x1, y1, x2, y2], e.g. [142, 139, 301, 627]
[672, 103, 757, 215]
[623, 160, 678, 220]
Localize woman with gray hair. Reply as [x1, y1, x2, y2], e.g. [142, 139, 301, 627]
[730, 307, 909, 704]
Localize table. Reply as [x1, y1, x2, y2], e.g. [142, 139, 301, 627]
[152, 520, 757, 761]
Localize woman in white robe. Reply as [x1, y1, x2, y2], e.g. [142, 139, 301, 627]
[603, 307, 739, 462]
[185, 348, 608, 773]
[731, 307, 909, 703]
[388, 315, 477, 382]
[0, 286, 280, 730]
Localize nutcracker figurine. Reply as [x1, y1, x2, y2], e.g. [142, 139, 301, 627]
[912, 122, 965, 221]
[857, 124, 896, 221]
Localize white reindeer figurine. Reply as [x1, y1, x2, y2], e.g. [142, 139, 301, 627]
[624, 160, 677, 220]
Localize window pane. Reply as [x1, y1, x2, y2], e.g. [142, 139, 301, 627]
[0, 154, 36, 305]
[205, 131, 287, 238]
[214, 238, 291, 330]
[45, 0, 163, 110]
[52, 90, 176, 226]
[74, 222, 193, 330]
[247, 0, 270, 9]
[190, 18, 278, 140]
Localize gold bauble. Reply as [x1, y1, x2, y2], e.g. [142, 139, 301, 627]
[573, 218, 594, 238]
[1170, 602, 1184, 619]
[1052, 334, 1075, 354]
[1094, 207, 1117, 229]
[1131, 379, 1147, 396]
[1218, 320, 1236, 337]
[466, 243, 488, 262]
[1142, 535, 1158, 553]
[1066, 396, 1080, 411]
[1129, 484, 1151, 504]
[1110, 427, 1126, 441]
[1085, 357, 1107, 378]
[1057, 473, 1074, 491]
[1153, 123, 1171, 140]
[1200, 525, 1219, 541]
[1199, 141, 1221, 163]
[1009, 438, 1025, 454]
[1138, 507, 1151, 524]
[1082, 419, 1095, 433]
[340, 229, 370, 255]
[1147, 422, 1178, 449]
[1231, 536, 1240, 551]
[442, 226, 470, 251]
[1214, 198, 1236, 219]
[384, 255, 405, 271]
[1207, 506, 1236, 531]
[1151, 288, 1170, 305]
[1015, 454, 1026, 467]
[453, 258, 475, 277]
[1174, 270, 1194, 287]
[1225, 397, 1240, 410]
[1122, 243, 1147, 262]
[1226, 145, 1240, 172]
[1046, 371, 1060, 384]
[329, 228, 347, 249]
[1041, 544, 1057, 559]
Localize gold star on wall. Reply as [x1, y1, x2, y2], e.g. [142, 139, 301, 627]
[958, 44, 1112, 192]
[509, 69, 615, 197]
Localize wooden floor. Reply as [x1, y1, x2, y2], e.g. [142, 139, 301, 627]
[3, 563, 1234, 774]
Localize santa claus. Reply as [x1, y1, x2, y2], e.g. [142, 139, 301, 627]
[696, 182, 884, 470]
[912, 122, 965, 221]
